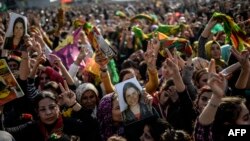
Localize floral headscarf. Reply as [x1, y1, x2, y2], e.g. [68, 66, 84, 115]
[97, 93, 124, 141]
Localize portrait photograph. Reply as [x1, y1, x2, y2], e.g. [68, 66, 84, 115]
[115, 77, 153, 125]
[2, 12, 28, 51]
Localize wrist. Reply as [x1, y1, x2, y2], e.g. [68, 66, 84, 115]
[208, 101, 220, 108]
[69, 101, 77, 108]
[22, 56, 30, 60]
[241, 67, 250, 72]
[100, 66, 108, 72]
[210, 94, 222, 103]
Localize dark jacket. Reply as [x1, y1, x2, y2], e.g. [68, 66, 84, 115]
[7, 108, 101, 141]
[3, 37, 25, 51]
[122, 102, 154, 125]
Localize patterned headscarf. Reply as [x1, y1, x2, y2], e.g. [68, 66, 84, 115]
[97, 93, 124, 141]
[76, 83, 99, 103]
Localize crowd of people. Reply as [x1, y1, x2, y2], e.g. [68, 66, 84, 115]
[0, 0, 250, 141]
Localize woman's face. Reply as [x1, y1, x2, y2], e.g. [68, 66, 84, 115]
[125, 87, 140, 107]
[140, 125, 154, 141]
[8, 61, 19, 71]
[112, 98, 122, 123]
[40, 73, 50, 86]
[236, 103, 250, 125]
[197, 91, 212, 112]
[14, 22, 24, 38]
[159, 90, 170, 106]
[198, 73, 208, 88]
[210, 44, 221, 59]
[80, 90, 97, 109]
[38, 98, 60, 125]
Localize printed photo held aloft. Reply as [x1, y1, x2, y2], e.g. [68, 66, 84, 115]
[0, 59, 24, 106]
[2, 12, 28, 51]
[115, 77, 153, 125]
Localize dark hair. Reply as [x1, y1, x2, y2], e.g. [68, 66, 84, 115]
[146, 118, 173, 141]
[34, 91, 57, 110]
[192, 69, 208, 88]
[160, 79, 174, 92]
[13, 17, 26, 36]
[119, 68, 135, 82]
[121, 59, 138, 70]
[212, 97, 246, 140]
[44, 81, 61, 96]
[123, 82, 141, 104]
[161, 129, 192, 141]
[194, 85, 212, 110]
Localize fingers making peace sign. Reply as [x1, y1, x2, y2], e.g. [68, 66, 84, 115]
[58, 80, 77, 108]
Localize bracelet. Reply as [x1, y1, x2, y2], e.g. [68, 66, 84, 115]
[22, 57, 29, 60]
[69, 102, 77, 108]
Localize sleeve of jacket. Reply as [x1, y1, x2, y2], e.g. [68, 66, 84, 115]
[100, 71, 115, 94]
[145, 68, 159, 94]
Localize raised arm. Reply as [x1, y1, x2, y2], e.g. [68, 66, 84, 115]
[49, 54, 75, 86]
[198, 59, 227, 125]
[19, 51, 30, 80]
[19, 36, 42, 80]
[198, 17, 217, 59]
[181, 58, 197, 100]
[95, 49, 115, 94]
[68, 47, 88, 86]
[231, 47, 250, 89]
[164, 48, 185, 93]
[144, 37, 159, 94]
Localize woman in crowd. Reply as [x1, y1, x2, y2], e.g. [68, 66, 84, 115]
[198, 16, 227, 69]
[194, 51, 250, 141]
[140, 117, 172, 141]
[6, 81, 100, 141]
[192, 68, 209, 89]
[76, 83, 100, 118]
[194, 85, 213, 115]
[97, 93, 124, 141]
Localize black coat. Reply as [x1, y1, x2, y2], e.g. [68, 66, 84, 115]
[9, 108, 101, 141]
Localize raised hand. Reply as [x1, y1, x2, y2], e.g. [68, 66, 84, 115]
[49, 54, 62, 67]
[26, 36, 42, 55]
[95, 49, 109, 69]
[230, 47, 250, 70]
[36, 53, 46, 65]
[144, 36, 159, 70]
[162, 48, 179, 78]
[30, 27, 45, 47]
[207, 59, 227, 98]
[58, 80, 76, 107]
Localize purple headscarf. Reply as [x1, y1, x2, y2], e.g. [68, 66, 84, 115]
[97, 93, 124, 141]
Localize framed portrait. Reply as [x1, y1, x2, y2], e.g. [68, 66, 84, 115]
[2, 12, 28, 51]
[115, 77, 153, 125]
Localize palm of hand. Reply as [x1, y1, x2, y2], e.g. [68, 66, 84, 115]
[208, 73, 227, 98]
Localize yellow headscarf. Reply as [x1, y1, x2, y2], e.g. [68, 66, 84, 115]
[205, 40, 220, 59]
[205, 40, 227, 68]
